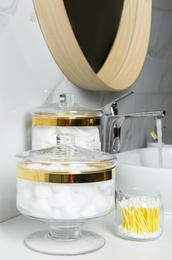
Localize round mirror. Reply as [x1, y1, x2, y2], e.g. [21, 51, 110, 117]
[33, 0, 152, 91]
[63, 0, 124, 74]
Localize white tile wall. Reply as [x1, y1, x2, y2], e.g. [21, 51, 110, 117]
[127, 1, 172, 149]
[0, 0, 35, 20]
[0, 2, 61, 222]
[0, 0, 172, 222]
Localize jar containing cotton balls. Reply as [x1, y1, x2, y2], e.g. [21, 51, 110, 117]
[16, 134, 117, 255]
[30, 93, 102, 151]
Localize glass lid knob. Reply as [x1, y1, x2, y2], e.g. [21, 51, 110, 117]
[59, 93, 74, 109]
[56, 133, 75, 146]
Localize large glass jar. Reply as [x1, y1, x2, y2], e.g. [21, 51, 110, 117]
[16, 134, 117, 255]
[30, 93, 103, 151]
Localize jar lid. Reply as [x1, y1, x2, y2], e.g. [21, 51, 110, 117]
[16, 134, 117, 183]
[30, 93, 103, 126]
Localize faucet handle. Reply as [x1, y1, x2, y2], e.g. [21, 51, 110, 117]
[110, 103, 118, 115]
[111, 91, 134, 115]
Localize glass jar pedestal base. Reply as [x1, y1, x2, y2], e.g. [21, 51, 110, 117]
[24, 225, 105, 256]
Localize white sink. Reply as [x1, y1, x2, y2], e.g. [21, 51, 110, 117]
[116, 147, 172, 214]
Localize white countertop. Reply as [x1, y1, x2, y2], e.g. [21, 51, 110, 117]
[0, 213, 172, 260]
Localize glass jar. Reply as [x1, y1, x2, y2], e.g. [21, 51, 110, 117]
[115, 188, 163, 241]
[30, 93, 103, 151]
[16, 134, 117, 255]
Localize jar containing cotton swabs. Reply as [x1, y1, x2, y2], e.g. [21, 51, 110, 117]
[115, 188, 163, 241]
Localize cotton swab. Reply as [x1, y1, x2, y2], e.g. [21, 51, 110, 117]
[116, 196, 162, 240]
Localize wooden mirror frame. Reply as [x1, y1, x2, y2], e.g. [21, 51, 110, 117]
[33, 0, 152, 91]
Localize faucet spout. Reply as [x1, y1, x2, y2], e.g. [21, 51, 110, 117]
[122, 110, 166, 120]
[102, 110, 166, 154]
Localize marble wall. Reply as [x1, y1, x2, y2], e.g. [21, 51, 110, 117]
[0, 0, 172, 222]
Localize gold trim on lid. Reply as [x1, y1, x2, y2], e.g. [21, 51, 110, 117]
[16, 166, 115, 183]
[32, 116, 101, 126]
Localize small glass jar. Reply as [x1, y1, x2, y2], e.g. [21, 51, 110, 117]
[30, 93, 103, 151]
[115, 188, 163, 241]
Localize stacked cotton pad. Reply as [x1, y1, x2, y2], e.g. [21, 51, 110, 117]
[32, 126, 101, 151]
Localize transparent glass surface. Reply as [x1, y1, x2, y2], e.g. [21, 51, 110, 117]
[30, 93, 103, 118]
[115, 188, 163, 241]
[16, 133, 116, 168]
[17, 179, 114, 255]
[30, 93, 103, 151]
[16, 134, 116, 255]
[24, 225, 105, 255]
[17, 179, 114, 220]
[32, 125, 101, 151]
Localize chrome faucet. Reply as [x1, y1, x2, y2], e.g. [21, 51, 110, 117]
[101, 92, 166, 154]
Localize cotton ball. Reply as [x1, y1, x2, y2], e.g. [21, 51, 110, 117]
[68, 164, 83, 169]
[31, 198, 52, 216]
[91, 191, 111, 212]
[61, 204, 81, 219]
[68, 164, 91, 171]
[52, 184, 74, 193]
[46, 164, 61, 171]
[51, 184, 61, 193]
[61, 198, 84, 219]
[17, 181, 34, 209]
[103, 186, 114, 196]
[49, 190, 73, 209]
[26, 163, 46, 170]
[72, 193, 90, 210]
[49, 193, 62, 208]
[46, 164, 69, 171]
[98, 180, 113, 192]
[75, 184, 90, 194]
[17, 181, 34, 212]
[17, 195, 31, 212]
[17, 179, 26, 192]
[79, 185, 97, 200]
[60, 193, 90, 219]
[21, 184, 33, 200]
[51, 209, 63, 219]
[99, 180, 115, 196]
[34, 184, 52, 199]
[87, 186, 98, 200]
[81, 205, 97, 218]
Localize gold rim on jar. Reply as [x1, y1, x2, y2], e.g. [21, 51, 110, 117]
[16, 166, 115, 183]
[32, 116, 101, 126]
